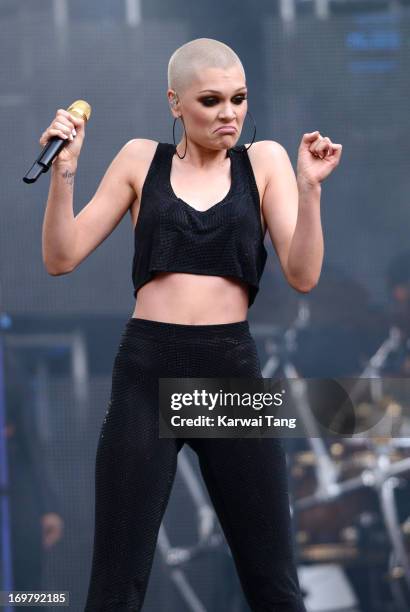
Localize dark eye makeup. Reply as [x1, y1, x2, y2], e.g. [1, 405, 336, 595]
[200, 95, 247, 107]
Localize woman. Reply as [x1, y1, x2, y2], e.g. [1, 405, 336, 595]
[41, 38, 342, 611]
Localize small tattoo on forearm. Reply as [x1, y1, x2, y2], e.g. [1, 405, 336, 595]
[61, 168, 76, 188]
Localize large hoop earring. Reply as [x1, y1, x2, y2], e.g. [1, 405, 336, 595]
[172, 116, 187, 159]
[231, 109, 256, 152]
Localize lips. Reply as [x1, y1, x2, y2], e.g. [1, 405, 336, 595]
[216, 126, 236, 133]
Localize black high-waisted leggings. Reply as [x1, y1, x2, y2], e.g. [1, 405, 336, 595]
[84, 317, 307, 612]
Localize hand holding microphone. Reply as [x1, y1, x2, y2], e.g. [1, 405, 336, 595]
[39, 107, 85, 164]
[23, 100, 91, 184]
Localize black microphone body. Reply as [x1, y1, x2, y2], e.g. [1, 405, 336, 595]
[23, 136, 68, 184]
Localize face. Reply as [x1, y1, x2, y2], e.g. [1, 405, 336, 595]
[168, 64, 248, 150]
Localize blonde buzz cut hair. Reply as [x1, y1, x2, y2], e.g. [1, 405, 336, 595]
[167, 38, 245, 98]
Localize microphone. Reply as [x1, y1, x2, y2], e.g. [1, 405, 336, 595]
[22, 100, 92, 184]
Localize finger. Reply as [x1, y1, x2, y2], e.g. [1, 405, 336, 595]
[40, 128, 68, 145]
[56, 109, 84, 130]
[304, 130, 320, 141]
[48, 128, 73, 144]
[307, 132, 322, 153]
[55, 115, 78, 134]
[312, 136, 333, 159]
[321, 137, 332, 156]
[326, 144, 342, 155]
[56, 110, 75, 130]
[54, 120, 73, 136]
[310, 142, 325, 157]
[332, 145, 343, 159]
[56, 109, 73, 120]
[53, 123, 74, 141]
[318, 143, 332, 159]
[67, 113, 85, 130]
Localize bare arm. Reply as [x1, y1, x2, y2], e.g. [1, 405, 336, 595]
[42, 159, 78, 274]
[42, 139, 142, 275]
[260, 140, 323, 292]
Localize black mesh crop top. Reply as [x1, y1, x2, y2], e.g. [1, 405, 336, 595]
[131, 142, 268, 308]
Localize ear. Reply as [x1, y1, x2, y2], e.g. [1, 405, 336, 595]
[167, 89, 179, 115]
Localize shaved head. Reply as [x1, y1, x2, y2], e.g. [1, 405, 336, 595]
[168, 38, 245, 97]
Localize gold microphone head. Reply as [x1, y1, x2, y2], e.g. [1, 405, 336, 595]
[66, 100, 92, 122]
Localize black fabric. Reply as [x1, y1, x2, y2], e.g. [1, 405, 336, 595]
[131, 143, 268, 308]
[84, 317, 307, 611]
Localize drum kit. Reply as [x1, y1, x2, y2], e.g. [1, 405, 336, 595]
[254, 299, 410, 612]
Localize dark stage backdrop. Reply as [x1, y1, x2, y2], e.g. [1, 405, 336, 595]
[0, 1, 408, 611]
[2, 2, 408, 314]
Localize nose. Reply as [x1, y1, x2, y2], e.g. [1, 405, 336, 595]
[218, 107, 236, 120]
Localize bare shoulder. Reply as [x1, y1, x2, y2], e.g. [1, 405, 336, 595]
[249, 140, 296, 197]
[245, 139, 289, 180]
[124, 139, 160, 228]
[126, 138, 159, 175]
[243, 140, 287, 203]
[125, 138, 159, 197]
[126, 137, 159, 161]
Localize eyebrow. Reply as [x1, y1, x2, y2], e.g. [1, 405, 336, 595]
[198, 87, 247, 94]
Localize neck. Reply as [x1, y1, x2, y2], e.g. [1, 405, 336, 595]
[175, 140, 229, 166]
